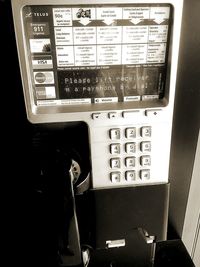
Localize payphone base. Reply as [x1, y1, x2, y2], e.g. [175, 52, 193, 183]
[76, 183, 170, 267]
[88, 227, 155, 267]
[76, 183, 170, 248]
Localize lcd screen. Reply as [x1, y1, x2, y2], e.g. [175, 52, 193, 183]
[23, 4, 172, 106]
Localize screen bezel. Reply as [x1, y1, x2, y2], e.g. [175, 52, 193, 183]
[11, 0, 183, 123]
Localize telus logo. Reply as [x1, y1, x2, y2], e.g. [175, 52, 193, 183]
[33, 12, 49, 17]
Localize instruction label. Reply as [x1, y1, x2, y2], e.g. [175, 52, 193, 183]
[52, 6, 170, 67]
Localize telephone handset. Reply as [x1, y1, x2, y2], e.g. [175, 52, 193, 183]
[37, 148, 79, 266]
[32, 126, 90, 266]
[53, 149, 81, 266]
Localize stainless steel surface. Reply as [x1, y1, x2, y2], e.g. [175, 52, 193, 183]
[11, 0, 183, 188]
[182, 130, 200, 266]
[169, 0, 200, 239]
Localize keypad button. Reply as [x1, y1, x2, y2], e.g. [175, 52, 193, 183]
[125, 128, 136, 139]
[110, 158, 121, 169]
[140, 155, 151, 167]
[109, 129, 121, 140]
[110, 172, 121, 183]
[140, 141, 151, 152]
[145, 109, 162, 117]
[125, 143, 136, 153]
[110, 144, 120, 154]
[92, 113, 101, 119]
[140, 169, 150, 180]
[108, 112, 117, 119]
[125, 157, 136, 168]
[122, 111, 140, 118]
[141, 126, 152, 138]
[125, 171, 136, 181]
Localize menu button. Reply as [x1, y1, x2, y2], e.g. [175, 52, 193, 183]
[92, 113, 101, 119]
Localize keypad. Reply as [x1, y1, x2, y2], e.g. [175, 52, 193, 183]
[109, 126, 151, 184]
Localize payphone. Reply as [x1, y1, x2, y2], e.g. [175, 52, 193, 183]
[11, 0, 183, 266]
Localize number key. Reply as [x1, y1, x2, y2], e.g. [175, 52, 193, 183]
[109, 128, 120, 140]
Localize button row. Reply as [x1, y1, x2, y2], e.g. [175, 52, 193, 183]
[92, 109, 162, 120]
[109, 126, 151, 140]
[110, 141, 151, 154]
[110, 169, 150, 183]
[110, 155, 151, 169]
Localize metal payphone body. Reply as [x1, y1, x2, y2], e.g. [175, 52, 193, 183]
[11, 0, 183, 266]
[12, 0, 183, 189]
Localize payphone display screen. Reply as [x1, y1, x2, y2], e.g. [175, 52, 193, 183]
[22, 4, 172, 106]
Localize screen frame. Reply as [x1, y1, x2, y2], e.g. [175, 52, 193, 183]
[11, 0, 183, 124]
